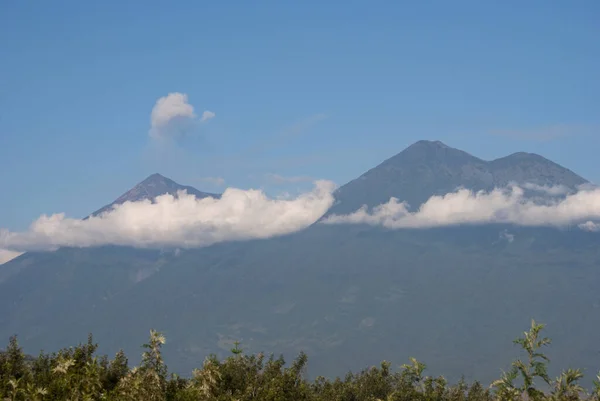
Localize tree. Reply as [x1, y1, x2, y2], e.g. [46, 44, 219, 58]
[1, 318, 598, 400]
[491, 319, 551, 401]
[551, 368, 584, 401]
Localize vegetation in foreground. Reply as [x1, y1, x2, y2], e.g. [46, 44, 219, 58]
[1, 320, 599, 400]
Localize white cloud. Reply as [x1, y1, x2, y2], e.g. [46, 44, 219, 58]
[0, 249, 23, 265]
[0, 181, 336, 252]
[5, 181, 599, 255]
[264, 173, 313, 185]
[149, 92, 214, 139]
[579, 221, 600, 232]
[201, 110, 216, 122]
[499, 229, 515, 243]
[151, 93, 195, 128]
[324, 184, 600, 230]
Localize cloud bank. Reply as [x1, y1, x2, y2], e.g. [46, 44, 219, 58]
[324, 185, 600, 229]
[0, 181, 336, 253]
[2, 182, 599, 258]
[149, 93, 214, 139]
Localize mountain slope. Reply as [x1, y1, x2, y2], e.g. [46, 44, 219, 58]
[327, 140, 588, 216]
[1, 225, 599, 385]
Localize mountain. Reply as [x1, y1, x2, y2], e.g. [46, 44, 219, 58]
[328, 140, 588, 215]
[0, 174, 219, 281]
[1, 140, 599, 386]
[90, 173, 220, 217]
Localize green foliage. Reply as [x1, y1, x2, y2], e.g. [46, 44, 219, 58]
[0, 321, 597, 400]
[552, 369, 585, 401]
[490, 319, 552, 401]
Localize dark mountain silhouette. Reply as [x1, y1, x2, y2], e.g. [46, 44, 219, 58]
[1, 140, 598, 386]
[327, 140, 587, 216]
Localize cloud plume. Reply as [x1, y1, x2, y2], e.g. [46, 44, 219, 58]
[324, 185, 600, 230]
[0, 181, 336, 253]
[149, 92, 214, 139]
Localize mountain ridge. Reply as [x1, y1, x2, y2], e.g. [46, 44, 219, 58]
[2, 139, 589, 266]
[85, 141, 590, 221]
[91, 140, 590, 221]
[327, 140, 588, 216]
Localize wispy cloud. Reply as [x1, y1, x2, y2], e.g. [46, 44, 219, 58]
[489, 124, 595, 142]
[521, 182, 573, 196]
[579, 221, 600, 232]
[197, 176, 226, 186]
[276, 113, 327, 141]
[0, 249, 22, 265]
[201, 113, 328, 179]
[201, 110, 216, 122]
[324, 184, 600, 230]
[0, 181, 336, 252]
[499, 229, 515, 243]
[264, 173, 313, 185]
[149, 92, 215, 140]
[242, 113, 327, 157]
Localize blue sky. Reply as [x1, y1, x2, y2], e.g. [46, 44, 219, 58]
[1, 0, 599, 231]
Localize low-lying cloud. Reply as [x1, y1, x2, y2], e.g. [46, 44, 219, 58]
[521, 182, 573, 196]
[0, 181, 336, 253]
[3, 182, 599, 258]
[324, 185, 600, 229]
[149, 92, 214, 139]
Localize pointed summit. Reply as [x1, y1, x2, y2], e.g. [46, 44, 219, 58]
[382, 140, 484, 168]
[328, 140, 488, 215]
[408, 139, 449, 148]
[90, 174, 220, 217]
[142, 172, 168, 182]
